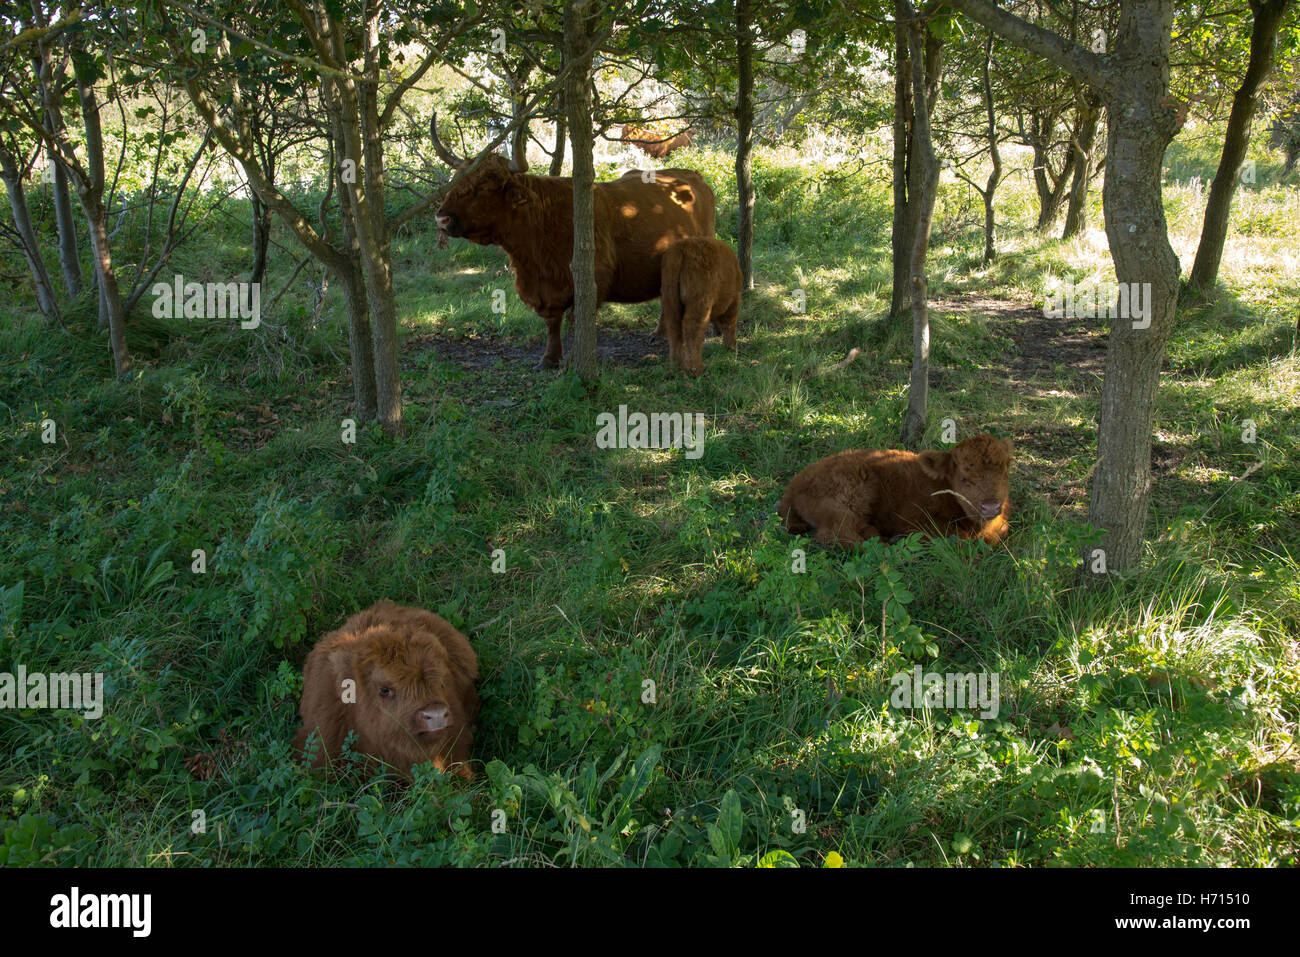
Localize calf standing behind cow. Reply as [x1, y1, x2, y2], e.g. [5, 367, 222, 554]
[432, 116, 716, 368]
[660, 237, 742, 375]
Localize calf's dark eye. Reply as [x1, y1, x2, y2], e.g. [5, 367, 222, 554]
[379, 686, 393, 698]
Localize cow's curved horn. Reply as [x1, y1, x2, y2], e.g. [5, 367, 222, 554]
[509, 122, 529, 173]
[430, 111, 466, 168]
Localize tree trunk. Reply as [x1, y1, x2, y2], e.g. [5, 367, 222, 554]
[735, 0, 756, 290]
[980, 32, 1001, 264]
[1087, 5, 1183, 576]
[74, 56, 129, 375]
[564, 0, 600, 379]
[250, 192, 272, 285]
[84, 193, 128, 375]
[0, 145, 61, 321]
[47, 145, 82, 297]
[1188, 0, 1292, 293]
[1030, 110, 1076, 230]
[946, 0, 1186, 577]
[890, 22, 913, 317]
[1062, 89, 1102, 240]
[336, 257, 378, 421]
[31, 2, 82, 297]
[900, 7, 941, 446]
[332, 10, 403, 433]
[549, 113, 567, 176]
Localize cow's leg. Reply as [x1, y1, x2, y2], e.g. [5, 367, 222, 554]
[680, 302, 710, 375]
[811, 508, 878, 547]
[662, 304, 682, 368]
[717, 299, 739, 349]
[537, 309, 565, 369]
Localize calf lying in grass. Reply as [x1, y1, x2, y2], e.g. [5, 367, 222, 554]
[293, 601, 479, 779]
[659, 236, 742, 374]
[778, 434, 1013, 546]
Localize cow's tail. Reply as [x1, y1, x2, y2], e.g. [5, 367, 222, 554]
[660, 246, 683, 337]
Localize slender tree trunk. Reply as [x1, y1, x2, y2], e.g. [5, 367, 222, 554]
[31, 2, 82, 296]
[1062, 90, 1102, 240]
[900, 7, 941, 446]
[564, 0, 599, 379]
[980, 32, 1001, 263]
[1188, 0, 1292, 293]
[0, 146, 61, 321]
[549, 113, 567, 176]
[332, 8, 403, 433]
[1031, 110, 1076, 230]
[890, 22, 913, 317]
[510, 60, 533, 171]
[84, 196, 128, 374]
[250, 192, 272, 285]
[74, 56, 129, 375]
[336, 257, 378, 420]
[47, 145, 82, 297]
[735, 0, 756, 290]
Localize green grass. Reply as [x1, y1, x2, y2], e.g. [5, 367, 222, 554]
[1, 131, 1298, 867]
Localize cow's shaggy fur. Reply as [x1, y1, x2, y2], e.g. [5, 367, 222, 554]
[292, 601, 479, 779]
[619, 124, 694, 159]
[659, 237, 742, 374]
[778, 434, 1013, 546]
[435, 154, 716, 367]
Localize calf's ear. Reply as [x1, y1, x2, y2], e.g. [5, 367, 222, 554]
[1000, 437, 1014, 457]
[327, 648, 355, 683]
[918, 450, 950, 480]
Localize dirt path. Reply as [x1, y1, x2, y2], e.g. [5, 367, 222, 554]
[411, 327, 667, 375]
[932, 294, 1108, 386]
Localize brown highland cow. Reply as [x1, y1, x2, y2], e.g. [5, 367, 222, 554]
[293, 601, 479, 779]
[431, 114, 716, 368]
[778, 434, 1013, 547]
[619, 124, 694, 159]
[659, 236, 742, 374]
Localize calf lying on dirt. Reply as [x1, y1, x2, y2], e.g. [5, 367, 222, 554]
[778, 434, 1013, 546]
[659, 236, 742, 374]
[293, 601, 479, 779]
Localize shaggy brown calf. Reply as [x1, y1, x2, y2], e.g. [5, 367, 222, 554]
[778, 434, 1013, 546]
[292, 601, 479, 779]
[659, 237, 742, 374]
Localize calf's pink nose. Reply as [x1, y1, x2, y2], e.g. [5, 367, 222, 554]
[419, 707, 450, 732]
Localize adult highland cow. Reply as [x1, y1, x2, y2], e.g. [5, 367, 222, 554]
[432, 114, 716, 368]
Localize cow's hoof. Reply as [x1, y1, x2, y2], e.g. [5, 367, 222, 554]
[535, 357, 561, 370]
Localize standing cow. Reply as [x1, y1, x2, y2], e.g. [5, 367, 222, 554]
[432, 115, 716, 368]
[619, 124, 694, 159]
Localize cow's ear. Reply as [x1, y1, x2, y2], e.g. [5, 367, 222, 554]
[327, 647, 354, 682]
[506, 178, 533, 208]
[917, 450, 950, 480]
[999, 437, 1013, 458]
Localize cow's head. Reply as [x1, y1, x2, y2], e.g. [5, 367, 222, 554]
[919, 434, 1013, 524]
[329, 624, 464, 758]
[432, 113, 531, 245]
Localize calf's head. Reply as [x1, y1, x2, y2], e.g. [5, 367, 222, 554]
[920, 434, 1013, 523]
[333, 628, 463, 757]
